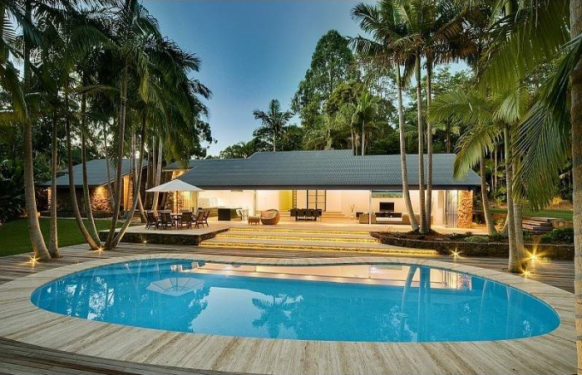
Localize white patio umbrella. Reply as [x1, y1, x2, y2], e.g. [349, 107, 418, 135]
[147, 179, 203, 212]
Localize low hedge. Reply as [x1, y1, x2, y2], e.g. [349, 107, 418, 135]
[371, 232, 574, 260]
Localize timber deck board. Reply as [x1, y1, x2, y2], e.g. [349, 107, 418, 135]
[0, 243, 574, 375]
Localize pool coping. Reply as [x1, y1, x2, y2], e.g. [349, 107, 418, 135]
[0, 254, 575, 375]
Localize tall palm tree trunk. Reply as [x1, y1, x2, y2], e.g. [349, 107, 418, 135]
[361, 121, 365, 156]
[80, 94, 101, 246]
[48, 111, 59, 258]
[22, 0, 51, 261]
[105, 64, 129, 249]
[65, 93, 99, 250]
[504, 127, 520, 273]
[396, 66, 418, 231]
[425, 60, 433, 230]
[480, 150, 497, 236]
[111, 115, 147, 248]
[103, 122, 115, 208]
[350, 128, 355, 155]
[151, 137, 163, 213]
[569, 4, 582, 372]
[415, 55, 428, 234]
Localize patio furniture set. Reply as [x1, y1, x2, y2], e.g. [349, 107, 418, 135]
[146, 209, 209, 230]
[246, 209, 280, 226]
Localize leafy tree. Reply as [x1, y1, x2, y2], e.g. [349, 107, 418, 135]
[292, 30, 356, 129]
[252, 99, 293, 152]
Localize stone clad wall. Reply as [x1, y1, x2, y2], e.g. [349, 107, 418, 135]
[457, 190, 473, 229]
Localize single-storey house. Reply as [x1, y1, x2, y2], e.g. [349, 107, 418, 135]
[39, 159, 147, 217]
[164, 150, 481, 228]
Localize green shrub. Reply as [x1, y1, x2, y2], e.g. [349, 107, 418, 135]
[540, 228, 574, 244]
[489, 233, 506, 242]
[464, 236, 489, 243]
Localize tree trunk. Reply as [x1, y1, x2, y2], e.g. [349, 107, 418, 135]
[494, 144, 498, 193]
[396, 66, 418, 231]
[110, 116, 147, 248]
[445, 122, 451, 153]
[104, 64, 129, 249]
[136, 115, 147, 223]
[103, 121, 115, 208]
[80, 93, 101, 247]
[151, 138, 163, 213]
[361, 121, 365, 156]
[22, 0, 51, 261]
[415, 54, 428, 234]
[504, 127, 520, 273]
[480, 150, 497, 236]
[425, 60, 433, 231]
[569, 3, 581, 373]
[48, 111, 59, 258]
[65, 92, 99, 250]
[273, 132, 276, 152]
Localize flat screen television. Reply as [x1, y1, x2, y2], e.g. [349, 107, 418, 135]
[379, 202, 395, 212]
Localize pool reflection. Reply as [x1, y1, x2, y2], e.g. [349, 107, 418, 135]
[31, 260, 560, 342]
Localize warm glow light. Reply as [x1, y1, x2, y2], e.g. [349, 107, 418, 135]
[522, 269, 532, 278]
[529, 252, 539, 262]
[29, 256, 38, 267]
[451, 250, 461, 259]
[143, 240, 148, 244]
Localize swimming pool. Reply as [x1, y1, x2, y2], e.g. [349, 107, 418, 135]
[31, 259, 560, 342]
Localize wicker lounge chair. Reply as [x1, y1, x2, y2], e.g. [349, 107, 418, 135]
[260, 209, 280, 225]
[159, 212, 174, 229]
[146, 211, 159, 229]
[194, 210, 206, 228]
[179, 211, 193, 229]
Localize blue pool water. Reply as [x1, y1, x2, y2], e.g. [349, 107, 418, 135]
[31, 259, 560, 342]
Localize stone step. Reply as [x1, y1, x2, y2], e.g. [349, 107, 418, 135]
[202, 237, 437, 255]
[202, 239, 437, 256]
[227, 227, 371, 236]
[216, 232, 378, 243]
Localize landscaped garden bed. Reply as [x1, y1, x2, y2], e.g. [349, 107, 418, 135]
[371, 228, 574, 260]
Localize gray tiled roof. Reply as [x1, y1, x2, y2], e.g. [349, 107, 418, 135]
[40, 159, 147, 188]
[177, 150, 481, 190]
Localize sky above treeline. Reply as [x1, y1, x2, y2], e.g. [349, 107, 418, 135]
[145, 0, 373, 156]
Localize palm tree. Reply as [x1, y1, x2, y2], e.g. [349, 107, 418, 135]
[253, 99, 293, 152]
[38, 5, 112, 250]
[481, 0, 579, 362]
[1, 0, 52, 260]
[351, 0, 419, 230]
[103, 0, 162, 249]
[351, 91, 378, 156]
[398, 0, 478, 232]
[430, 83, 530, 272]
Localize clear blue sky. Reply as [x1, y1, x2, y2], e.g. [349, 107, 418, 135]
[144, 0, 372, 156]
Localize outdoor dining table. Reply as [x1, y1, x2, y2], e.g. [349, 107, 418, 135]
[170, 213, 182, 228]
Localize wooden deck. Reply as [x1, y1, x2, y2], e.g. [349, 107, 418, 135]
[0, 243, 574, 375]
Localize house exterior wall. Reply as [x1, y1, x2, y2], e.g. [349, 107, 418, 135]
[48, 186, 113, 217]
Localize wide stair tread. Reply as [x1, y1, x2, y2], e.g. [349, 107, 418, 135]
[203, 237, 436, 255]
[218, 231, 376, 243]
[228, 227, 371, 236]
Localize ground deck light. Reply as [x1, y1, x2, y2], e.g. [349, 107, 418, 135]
[522, 269, 532, 278]
[451, 250, 461, 259]
[29, 256, 38, 267]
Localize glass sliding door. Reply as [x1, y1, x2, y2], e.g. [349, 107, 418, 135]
[307, 190, 326, 211]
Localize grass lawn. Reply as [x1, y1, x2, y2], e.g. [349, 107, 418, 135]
[0, 218, 119, 257]
[491, 208, 573, 221]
